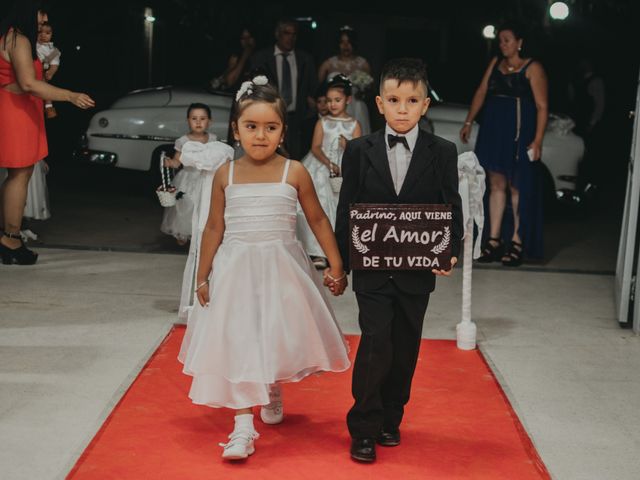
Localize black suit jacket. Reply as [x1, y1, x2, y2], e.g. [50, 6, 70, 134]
[335, 126, 463, 294]
[248, 46, 317, 118]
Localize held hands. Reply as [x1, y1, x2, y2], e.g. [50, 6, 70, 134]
[70, 92, 95, 109]
[329, 163, 341, 176]
[459, 124, 472, 143]
[323, 268, 348, 296]
[432, 257, 457, 276]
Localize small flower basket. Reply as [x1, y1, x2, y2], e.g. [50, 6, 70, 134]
[156, 152, 177, 207]
[329, 174, 343, 194]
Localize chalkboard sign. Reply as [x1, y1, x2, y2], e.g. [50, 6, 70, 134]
[349, 204, 452, 270]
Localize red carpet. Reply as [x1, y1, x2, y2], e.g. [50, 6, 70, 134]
[67, 326, 549, 479]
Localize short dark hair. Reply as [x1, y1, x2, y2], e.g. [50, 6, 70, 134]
[40, 21, 52, 31]
[379, 58, 429, 95]
[187, 102, 211, 118]
[275, 18, 298, 35]
[327, 73, 353, 97]
[314, 80, 329, 100]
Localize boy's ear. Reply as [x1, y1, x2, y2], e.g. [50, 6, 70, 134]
[375, 95, 385, 115]
[421, 97, 431, 116]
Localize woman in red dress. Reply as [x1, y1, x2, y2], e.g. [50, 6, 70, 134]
[0, 0, 95, 265]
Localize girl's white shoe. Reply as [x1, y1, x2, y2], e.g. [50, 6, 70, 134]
[220, 413, 259, 460]
[220, 429, 259, 460]
[260, 384, 283, 424]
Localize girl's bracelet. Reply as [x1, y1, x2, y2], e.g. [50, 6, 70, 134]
[195, 280, 209, 292]
[463, 121, 472, 126]
[325, 271, 347, 283]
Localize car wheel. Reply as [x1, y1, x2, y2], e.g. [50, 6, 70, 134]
[148, 144, 175, 195]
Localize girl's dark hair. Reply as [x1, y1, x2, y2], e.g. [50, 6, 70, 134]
[231, 81, 288, 156]
[0, 0, 44, 59]
[338, 25, 358, 50]
[40, 21, 52, 31]
[379, 57, 429, 94]
[187, 102, 211, 118]
[327, 73, 353, 97]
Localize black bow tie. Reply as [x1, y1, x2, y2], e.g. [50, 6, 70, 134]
[387, 134, 410, 150]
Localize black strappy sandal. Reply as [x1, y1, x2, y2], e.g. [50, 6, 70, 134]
[501, 241, 523, 267]
[477, 237, 503, 263]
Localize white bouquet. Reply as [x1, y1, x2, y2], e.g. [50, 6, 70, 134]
[349, 70, 374, 99]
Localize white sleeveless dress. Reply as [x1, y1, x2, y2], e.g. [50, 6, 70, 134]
[178, 160, 350, 409]
[326, 55, 371, 135]
[297, 116, 357, 258]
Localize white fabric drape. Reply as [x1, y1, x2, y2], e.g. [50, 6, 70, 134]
[178, 141, 235, 321]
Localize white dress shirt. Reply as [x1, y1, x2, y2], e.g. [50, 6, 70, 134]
[274, 45, 298, 113]
[385, 123, 419, 194]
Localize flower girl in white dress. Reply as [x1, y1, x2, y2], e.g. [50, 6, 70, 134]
[297, 74, 361, 267]
[160, 103, 219, 245]
[178, 77, 350, 461]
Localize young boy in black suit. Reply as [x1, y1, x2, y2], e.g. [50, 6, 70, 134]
[334, 58, 463, 463]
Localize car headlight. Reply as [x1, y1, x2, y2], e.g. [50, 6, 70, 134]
[98, 117, 109, 128]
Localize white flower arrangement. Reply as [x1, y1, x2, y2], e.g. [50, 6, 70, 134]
[349, 70, 374, 91]
[235, 75, 270, 101]
[349, 70, 374, 99]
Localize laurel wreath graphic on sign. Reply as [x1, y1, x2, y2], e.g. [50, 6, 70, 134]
[351, 226, 370, 254]
[431, 226, 451, 255]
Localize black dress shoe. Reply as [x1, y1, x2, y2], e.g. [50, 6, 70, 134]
[377, 429, 401, 446]
[350, 438, 376, 462]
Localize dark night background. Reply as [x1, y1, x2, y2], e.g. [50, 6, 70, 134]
[1, 0, 639, 255]
[24, 0, 639, 176]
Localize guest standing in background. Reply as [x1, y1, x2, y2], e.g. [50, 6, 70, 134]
[249, 18, 317, 159]
[0, 0, 94, 265]
[460, 22, 548, 266]
[318, 25, 372, 135]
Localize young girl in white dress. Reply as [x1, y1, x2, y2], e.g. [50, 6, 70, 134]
[297, 74, 361, 267]
[161, 103, 218, 245]
[178, 77, 351, 461]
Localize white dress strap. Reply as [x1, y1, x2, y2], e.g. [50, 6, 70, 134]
[281, 159, 291, 183]
[228, 160, 235, 185]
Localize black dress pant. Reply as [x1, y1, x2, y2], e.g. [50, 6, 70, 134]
[347, 279, 430, 438]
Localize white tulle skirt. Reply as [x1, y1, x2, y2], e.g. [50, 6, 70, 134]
[348, 99, 370, 135]
[178, 234, 350, 409]
[296, 152, 337, 258]
[24, 160, 50, 220]
[160, 166, 200, 241]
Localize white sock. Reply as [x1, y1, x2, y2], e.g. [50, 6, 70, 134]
[234, 413, 255, 432]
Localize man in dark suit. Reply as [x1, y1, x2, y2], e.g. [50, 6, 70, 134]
[248, 19, 317, 159]
[334, 58, 463, 463]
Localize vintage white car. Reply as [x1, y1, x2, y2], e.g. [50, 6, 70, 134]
[77, 86, 584, 200]
[75, 86, 234, 180]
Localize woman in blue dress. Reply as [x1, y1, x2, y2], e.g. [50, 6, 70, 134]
[460, 23, 548, 265]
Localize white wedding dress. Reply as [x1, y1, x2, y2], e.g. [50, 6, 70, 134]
[178, 160, 350, 409]
[326, 55, 371, 135]
[297, 116, 358, 257]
